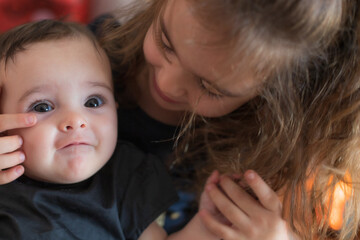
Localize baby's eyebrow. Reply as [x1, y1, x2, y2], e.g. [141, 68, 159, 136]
[87, 81, 113, 92]
[18, 85, 51, 103]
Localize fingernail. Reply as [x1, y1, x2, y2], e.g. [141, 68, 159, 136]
[26, 115, 35, 125]
[246, 171, 255, 180]
[19, 137, 23, 146]
[206, 184, 214, 191]
[19, 152, 25, 162]
[16, 166, 24, 175]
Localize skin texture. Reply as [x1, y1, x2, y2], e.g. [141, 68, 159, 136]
[140, 0, 259, 125]
[0, 37, 118, 184]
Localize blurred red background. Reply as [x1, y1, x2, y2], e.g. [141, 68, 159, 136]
[0, 0, 131, 33]
[0, 0, 90, 32]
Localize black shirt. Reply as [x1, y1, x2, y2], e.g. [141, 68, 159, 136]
[0, 141, 178, 240]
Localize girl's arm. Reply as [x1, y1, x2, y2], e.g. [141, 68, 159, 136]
[0, 113, 36, 184]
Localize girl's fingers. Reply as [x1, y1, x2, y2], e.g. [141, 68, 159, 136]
[206, 182, 251, 231]
[0, 151, 25, 170]
[0, 165, 24, 185]
[200, 170, 221, 211]
[206, 170, 220, 185]
[218, 175, 262, 216]
[199, 209, 244, 240]
[0, 135, 23, 155]
[0, 113, 36, 133]
[244, 170, 282, 213]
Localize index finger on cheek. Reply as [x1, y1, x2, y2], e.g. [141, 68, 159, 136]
[0, 113, 37, 132]
[244, 170, 282, 213]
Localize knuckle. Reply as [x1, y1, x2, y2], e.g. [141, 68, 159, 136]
[254, 215, 267, 227]
[246, 226, 258, 239]
[221, 204, 233, 216]
[220, 230, 232, 240]
[274, 218, 287, 230]
[275, 201, 282, 212]
[265, 194, 280, 206]
[0, 173, 10, 185]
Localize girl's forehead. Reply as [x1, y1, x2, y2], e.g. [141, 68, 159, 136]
[164, 0, 225, 44]
[163, 0, 255, 91]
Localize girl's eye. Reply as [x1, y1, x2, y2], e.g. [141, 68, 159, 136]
[155, 29, 174, 54]
[30, 102, 54, 113]
[160, 34, 173, 53]
[199, 79, 223, 99]
[85, 96, 104, 108]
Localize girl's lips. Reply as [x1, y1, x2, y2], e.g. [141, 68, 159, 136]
[152, 75, 180, 104]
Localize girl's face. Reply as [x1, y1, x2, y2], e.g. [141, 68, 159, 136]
[142, 0, 260, 119]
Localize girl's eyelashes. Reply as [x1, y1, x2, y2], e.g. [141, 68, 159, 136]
[155, 29, 174, 54]
[28, 100, 54, 113]
[156, 29, 223, 100]
[154, 25, 222, 100]
[160, 34, 173, 53]
[198, 79, 224, 99]
[84, 95, 105, 108]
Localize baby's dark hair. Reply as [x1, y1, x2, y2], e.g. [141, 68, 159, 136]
[0, 19, 99, 67]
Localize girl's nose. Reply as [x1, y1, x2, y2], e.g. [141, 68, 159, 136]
[59, 113, 87, 132]
[157, 68, 187, 99]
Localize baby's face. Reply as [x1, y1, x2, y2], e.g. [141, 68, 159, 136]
[0, 37, 118, 184]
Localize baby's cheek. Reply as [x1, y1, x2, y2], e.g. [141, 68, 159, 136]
[22, 125, 55, 162]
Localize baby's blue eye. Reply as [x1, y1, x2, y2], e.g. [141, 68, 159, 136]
[85, 96, 104, 108]
[31, 102, 53, 112]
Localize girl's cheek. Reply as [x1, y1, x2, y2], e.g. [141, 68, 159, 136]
[143, 27, 163, 67]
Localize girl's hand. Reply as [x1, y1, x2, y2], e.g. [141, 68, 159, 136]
[199, 170, 296, 240]
[0, 113, 36, 185]
[199, 170, 231, 226]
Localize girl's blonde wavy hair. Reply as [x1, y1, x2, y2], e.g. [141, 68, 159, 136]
[99, 0, 360, 239]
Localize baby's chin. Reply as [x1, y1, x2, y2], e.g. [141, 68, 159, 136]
[23, 151, 108, 184]
[23, 167, 101, 185]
